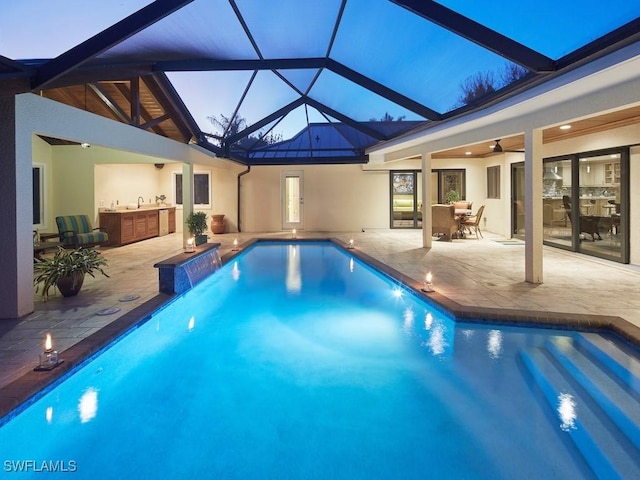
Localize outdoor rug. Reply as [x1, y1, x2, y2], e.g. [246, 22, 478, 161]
[493, 239, 525, 245]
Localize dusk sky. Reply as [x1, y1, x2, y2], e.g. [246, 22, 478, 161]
[2, 0, 638, 140]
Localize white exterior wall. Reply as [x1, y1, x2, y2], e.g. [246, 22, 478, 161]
[241, 164, 389, 232]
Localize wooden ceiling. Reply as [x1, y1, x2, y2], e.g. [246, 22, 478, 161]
[431, 104, 640, 159]
[39, 75, 193, 145]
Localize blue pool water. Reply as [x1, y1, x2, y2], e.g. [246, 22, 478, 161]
[1, 242, 639, 479]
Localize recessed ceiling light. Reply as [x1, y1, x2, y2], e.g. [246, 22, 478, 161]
[559, 124, 571, 130]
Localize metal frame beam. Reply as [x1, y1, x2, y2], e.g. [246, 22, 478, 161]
[391, 0, 555, 73]
[326, 59, 440, 120]
[226, 98, 305, 144]
[304, 97, 388, 141]
[32, 0, 194, 90]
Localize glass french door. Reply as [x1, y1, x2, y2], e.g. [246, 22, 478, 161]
[282, 171, 303, 231]
[390, 170, 422, 229]
[511, 162, 525, 238]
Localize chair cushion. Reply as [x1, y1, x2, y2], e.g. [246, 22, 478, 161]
[55, 215, 108, 247]
[76, 232, 108, 246]
[56, 215, 93, 235]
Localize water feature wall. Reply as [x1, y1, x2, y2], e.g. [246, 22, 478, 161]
[154, 243, 222, 294]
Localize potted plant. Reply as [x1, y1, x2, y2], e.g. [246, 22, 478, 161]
[445, 190, 460, 204]
[185, 211, 208, 245]
[34, 247, 109, 299]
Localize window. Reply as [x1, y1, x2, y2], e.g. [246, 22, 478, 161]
[432, 169, 466, 203]
[32, 164, 45, 226]
[174, 172, 211, 207]
[487, 165, 500, 199]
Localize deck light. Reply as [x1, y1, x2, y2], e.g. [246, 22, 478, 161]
[185, 237, 195, 253]
[421, 272, 434, 293]
[36, 333, 62, 371]
[232, 238, 239, 251]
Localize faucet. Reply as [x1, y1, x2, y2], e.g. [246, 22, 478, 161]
[138, 196, 144, 208]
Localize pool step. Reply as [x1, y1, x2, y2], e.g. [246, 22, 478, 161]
[575, 333, 640, 398]
[519, 347, 640, 479]
[547, 337, 640, 448]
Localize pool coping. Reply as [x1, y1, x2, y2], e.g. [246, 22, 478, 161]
[1, 236, 639, 422]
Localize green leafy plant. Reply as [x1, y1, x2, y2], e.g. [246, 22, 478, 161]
[445, 190, 460, 204]
[185, 211, 208, 236]
[34, 247, 109, 299]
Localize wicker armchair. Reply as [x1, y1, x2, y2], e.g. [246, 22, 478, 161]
[431, 204, 458, 241]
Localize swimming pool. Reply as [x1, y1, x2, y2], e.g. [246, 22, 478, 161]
[1, 242, 639, 478]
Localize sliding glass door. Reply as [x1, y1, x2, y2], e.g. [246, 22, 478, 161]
[542, 148, 628, 263]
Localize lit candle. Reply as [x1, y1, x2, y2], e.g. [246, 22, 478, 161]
[185, 237, 195, 253]
[292, 228, 297, 238]
[347, 238, 354, 249]
[37, 333, 60, 370]
[232, 238, 239, 251]
[421, 272, 434, 293]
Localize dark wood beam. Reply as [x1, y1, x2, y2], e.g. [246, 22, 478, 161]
[141, 114, 171, 130]
[32, 0, 194, 90]
[149, 73, 203, 142]
[131, 77, 141, 126]
[390, 0, 555, 73]
[88, 83, 131, 123]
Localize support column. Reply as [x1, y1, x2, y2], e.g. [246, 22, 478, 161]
[182, 162, 194, 246]
[421, 152, 433, 248]
[524, 128, 544, 283]
[0, 96, 34, 318]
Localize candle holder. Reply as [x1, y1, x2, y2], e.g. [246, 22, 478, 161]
[185, 237, 195, 253]
[421, 272, 434, 293]
[292, 228, 297, 239]
[34, 334, 63, 371]
[347, 238, 355, 249]
[232, 238, 239, 251]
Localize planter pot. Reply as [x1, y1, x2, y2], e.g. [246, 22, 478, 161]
[211, 214, 225, 234]
[195, 234, 208, 246]
[56, 272, 85, 297]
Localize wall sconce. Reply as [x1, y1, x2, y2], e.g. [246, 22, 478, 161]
[35, 333, 63, 371]
[421, 272, 434, 293]
[185, 237, 195, 253]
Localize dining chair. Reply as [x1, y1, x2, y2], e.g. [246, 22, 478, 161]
[461, 205, 485, 239]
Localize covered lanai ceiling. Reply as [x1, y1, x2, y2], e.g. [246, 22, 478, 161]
[1, 0, 640, 165]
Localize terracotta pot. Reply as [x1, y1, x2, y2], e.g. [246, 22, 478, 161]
[211, 214, 225, 234]
[56, 272, 85, 297]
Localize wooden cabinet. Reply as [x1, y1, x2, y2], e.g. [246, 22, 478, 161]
[604, 162, 621, 184]
[99, 207, 175, 246]
[168, 208, 176, 233]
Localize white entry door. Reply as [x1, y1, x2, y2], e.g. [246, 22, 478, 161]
[281, 170, 303, 230]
